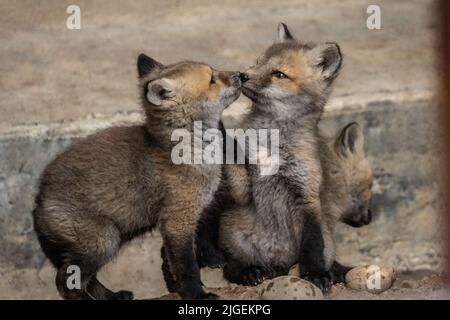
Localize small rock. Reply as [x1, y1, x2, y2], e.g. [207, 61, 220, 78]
[201, 267, 230, 288]
[345, 265, 396, 294]
[259, 276, 323, 300]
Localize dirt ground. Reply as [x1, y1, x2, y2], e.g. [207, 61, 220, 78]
[166, 271, 450, 300]
[6, 266, 448, 300]
[1, 232, 447, 300]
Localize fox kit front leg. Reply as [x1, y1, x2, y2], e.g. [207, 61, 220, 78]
[160, 206, 216, 299]
[298, 216, 345, 289]
[280, 161, 333, 292]
[298, 210, 333, 292]
[294, 188, 334, 292]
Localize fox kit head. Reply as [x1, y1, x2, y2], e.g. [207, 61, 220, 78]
[334, 123, 373, 227]
[240, 23, 342, 117]
[137, 54, 241, 129]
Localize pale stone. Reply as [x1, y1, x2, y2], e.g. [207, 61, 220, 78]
[345, 265, 396, 294]
[259, 276, 323, 300]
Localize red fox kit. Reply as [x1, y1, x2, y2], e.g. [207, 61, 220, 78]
[220, 23, 344, 291]
[32, 54, 241, 299]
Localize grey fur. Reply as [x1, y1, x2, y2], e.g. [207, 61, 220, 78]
[220, 24, 344, 287]
[220, 123, 373, 270]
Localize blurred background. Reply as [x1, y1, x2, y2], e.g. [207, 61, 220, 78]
[0, 0, 445, 298]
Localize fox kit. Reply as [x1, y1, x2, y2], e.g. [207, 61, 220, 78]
[32, 54, 241, 300]
[219, 23, 343, 291]
[220, 122, 373, 287]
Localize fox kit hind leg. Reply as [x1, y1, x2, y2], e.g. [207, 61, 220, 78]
[35, 210, 133, 300]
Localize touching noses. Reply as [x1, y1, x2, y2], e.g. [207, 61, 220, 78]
[239, 72, 250, 83]
[230, 72, 243, 88]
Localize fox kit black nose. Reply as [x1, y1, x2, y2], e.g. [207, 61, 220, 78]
[239, 72, 249, 83]
[231, 73, 242, 88]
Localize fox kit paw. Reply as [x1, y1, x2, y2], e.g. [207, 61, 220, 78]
[302, 270, 332, 293]
[330, 262, 352, 284]
[238, 266, 270, 286]
[111, 290, 134, 300]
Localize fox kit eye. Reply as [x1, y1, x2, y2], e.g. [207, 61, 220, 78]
[210, 76, 216, 85]
[272, 70, 288, 79]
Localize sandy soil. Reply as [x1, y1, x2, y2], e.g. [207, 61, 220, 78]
[2, 247, 448, 300]
[146, 270, 450, 300]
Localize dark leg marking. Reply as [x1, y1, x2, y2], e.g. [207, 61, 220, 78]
[163, 237, 218, 300]
[329, 261, 352, 284]
[223, 260, 244, 284]
[195, 218, 226, 269]
[299, 214, 332, 293]
[161, 246, 178, 293]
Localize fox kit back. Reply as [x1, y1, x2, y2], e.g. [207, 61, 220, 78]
[33, 54, 241, 300]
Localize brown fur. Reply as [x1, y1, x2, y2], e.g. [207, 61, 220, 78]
[321, 122, 374, 231]
[32, 54, 241, 300]
[249, 46, 320, 96]
[224, 164, 253, 206]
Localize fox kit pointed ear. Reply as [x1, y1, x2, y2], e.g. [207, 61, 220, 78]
[146, 78, 176, 106]
[277, 22, 294, 42]
[308, 43, 342, 81]
[337, 122, 365, 157]
[137, 53, 163, 78]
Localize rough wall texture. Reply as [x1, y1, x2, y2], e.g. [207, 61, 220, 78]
[323, 101, 443, 272]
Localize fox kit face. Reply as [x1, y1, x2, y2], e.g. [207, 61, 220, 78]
[240, 23, 342, 115]
[137, 54, 241, 128]
[335, 123, 374, 227]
